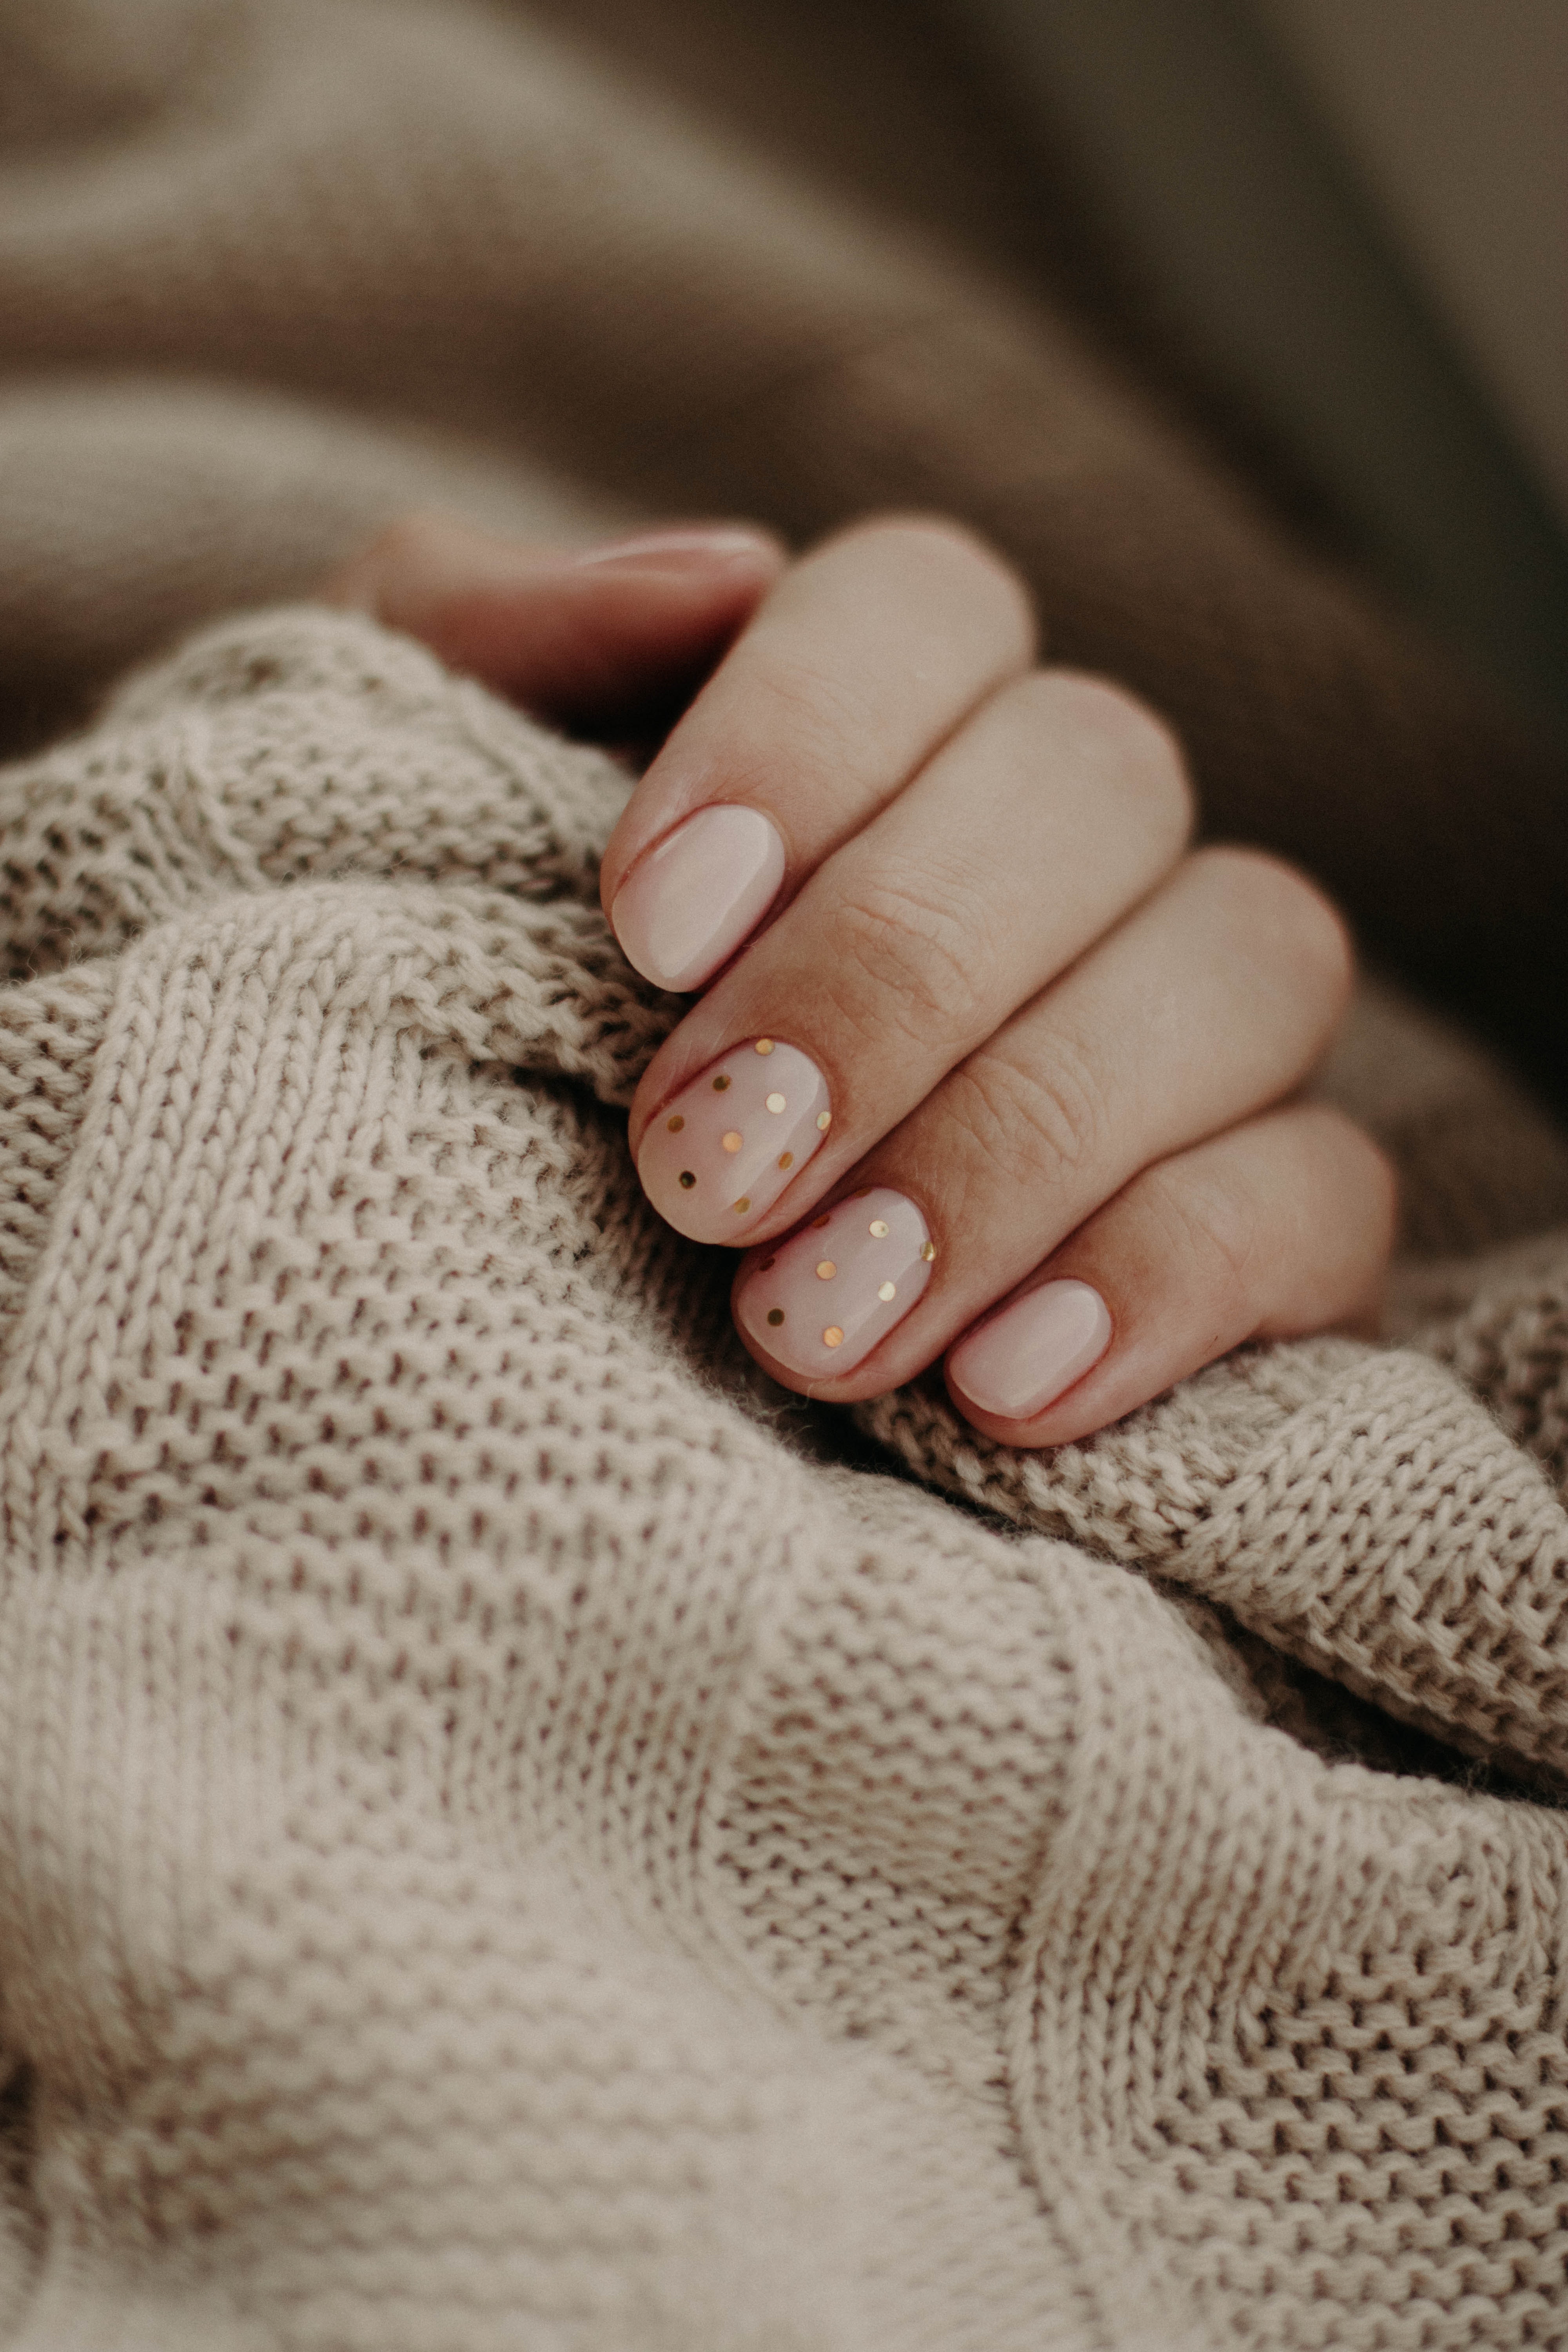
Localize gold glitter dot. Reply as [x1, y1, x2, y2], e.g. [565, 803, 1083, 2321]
[816, 1260, 837, 1280]
[755, 1039, 775, 1055]
[869, 1218, 889, 1238]
[733, 1196, 751, 1213]
[667, 1113, 685, 1132]
[817, 1111, 831, 1131]
[812, 1214, 831, 1230]
[767, 1307, 785, 1327]
[878, 1280, 897, 1302]
[823, 1326, 844, 1347]
[722, 1130, 742, 1153]
[713, 1074, 731, 1091]
[920, 1241, 936, 1262]
[679, 1171, 696, 1189]
[765, 1093, 786, 1114]
[778, 1150, 793, 1169]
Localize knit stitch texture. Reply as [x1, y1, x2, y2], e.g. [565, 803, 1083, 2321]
[4, 2, 1568, 2346]
[0, 608, 1557, 2350]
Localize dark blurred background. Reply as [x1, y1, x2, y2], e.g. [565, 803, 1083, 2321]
[519, 0, 1568, 734]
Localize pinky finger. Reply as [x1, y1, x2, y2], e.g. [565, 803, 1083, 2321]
[944, 1103, 1397, 1448]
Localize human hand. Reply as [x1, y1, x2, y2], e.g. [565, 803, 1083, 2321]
[329, 511, 1394, 1446]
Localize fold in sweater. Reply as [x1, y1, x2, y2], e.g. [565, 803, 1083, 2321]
[0, 4, 1567, 2346]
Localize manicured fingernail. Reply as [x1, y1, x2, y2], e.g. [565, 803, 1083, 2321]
[574, 527, 777, 571]
[947, 1279, 1111, 1421]
[612, 804, 786, 992]
[639, 1038, 831, 1241]
[735, 1187, 934, 1380]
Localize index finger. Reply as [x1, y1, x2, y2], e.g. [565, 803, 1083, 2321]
[601, 515, 1037, 993]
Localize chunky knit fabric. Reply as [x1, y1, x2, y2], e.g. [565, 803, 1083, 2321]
[5, 2, 1568, 2347]
[0, 606, 1560, 2352]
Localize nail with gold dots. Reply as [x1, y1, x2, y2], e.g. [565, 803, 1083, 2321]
[637, 1038, 832, 1242]
[736, 1187, 934, 1379]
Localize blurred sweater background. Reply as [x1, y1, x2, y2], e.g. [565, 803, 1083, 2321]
[1, 0, 1564, 1083]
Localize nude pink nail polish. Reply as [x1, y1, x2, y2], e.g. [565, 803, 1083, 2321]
[735, 1187, 934, 1381]
[947, 1279, 1111, 1421]
[574, 527, 778, 570]
[638, 1038, 831, 1242]
[612, 805, 786, 993]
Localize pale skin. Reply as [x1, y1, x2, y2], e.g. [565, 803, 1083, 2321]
[326, 510, 1396, 1445]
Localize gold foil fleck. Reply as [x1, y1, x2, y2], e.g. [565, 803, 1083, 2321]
[713, 1074, 731, 1091]
[778, 1151, 793, 1170]
[878, 1281, 897, 1302]
[679, 1171, 696, 1189]
[733, 1196, 751, 1213]
[817, 1111, 832, 1131]
[767, 1307, 785, 1327]
[666, 1114, 684, 1132]
[816, 1261, 836, 1280]
[765, 1093, 786, 1114]
[755, 1039, 775, 1055]
[920, 1241, 936, 1261]
[823, 1327, 844, 1347]
[869, 1219, 889, 1238]
[722, 1131, 742, 1153]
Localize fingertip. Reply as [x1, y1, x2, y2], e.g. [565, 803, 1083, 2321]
[611, 804, 787, 993]
[946, 1279, 1114, 1428]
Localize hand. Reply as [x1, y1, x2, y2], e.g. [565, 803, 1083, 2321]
[322, 507, 787, 740]
[328, 510, 1395, 1446]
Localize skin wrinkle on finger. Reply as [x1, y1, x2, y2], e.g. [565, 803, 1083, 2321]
[938, 1027, 1110, 1200]
[829, 864, 1007, 1053]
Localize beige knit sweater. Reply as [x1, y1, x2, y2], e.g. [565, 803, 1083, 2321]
[5, 4, 1568, 2347]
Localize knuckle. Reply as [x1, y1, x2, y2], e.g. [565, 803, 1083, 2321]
[364, 509, 451, 579]
[1144, 1158, 1260, 1327]
[1306, 1104, 1400, 1251]
[948, 1035, 1108, 1192]
[1194, 845, 1355, 1009]
[325, 510, 457, 616]
[844, 513, 1038, 660]
[833, 870, 999, 1043]
[1041, 671, 1196, 850]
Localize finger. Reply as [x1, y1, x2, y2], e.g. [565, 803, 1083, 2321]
[730, 847, 1354, 1394]
[603, 514, 1037, 992]
[321, 510, 784, 727]
[944, 1103, 1396, 1446]
[631, 669, 1193, 1243]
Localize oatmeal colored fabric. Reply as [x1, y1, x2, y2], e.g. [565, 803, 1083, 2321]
[0, 615, 1566, 2352]
[3, 4, 1568, 2348]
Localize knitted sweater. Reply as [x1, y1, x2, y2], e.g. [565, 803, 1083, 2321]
[4, 5, 1568, 2348]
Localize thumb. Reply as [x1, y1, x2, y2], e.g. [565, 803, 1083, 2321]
[321, 510, 785, 730]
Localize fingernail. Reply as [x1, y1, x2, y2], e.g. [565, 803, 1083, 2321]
[574, 527, 777, 572]
[947, 1279, 1111, 1421]
[639, 1038, 831, 1241]
[612, 805, 786, 992]
[735, 1187, 934, 1380]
